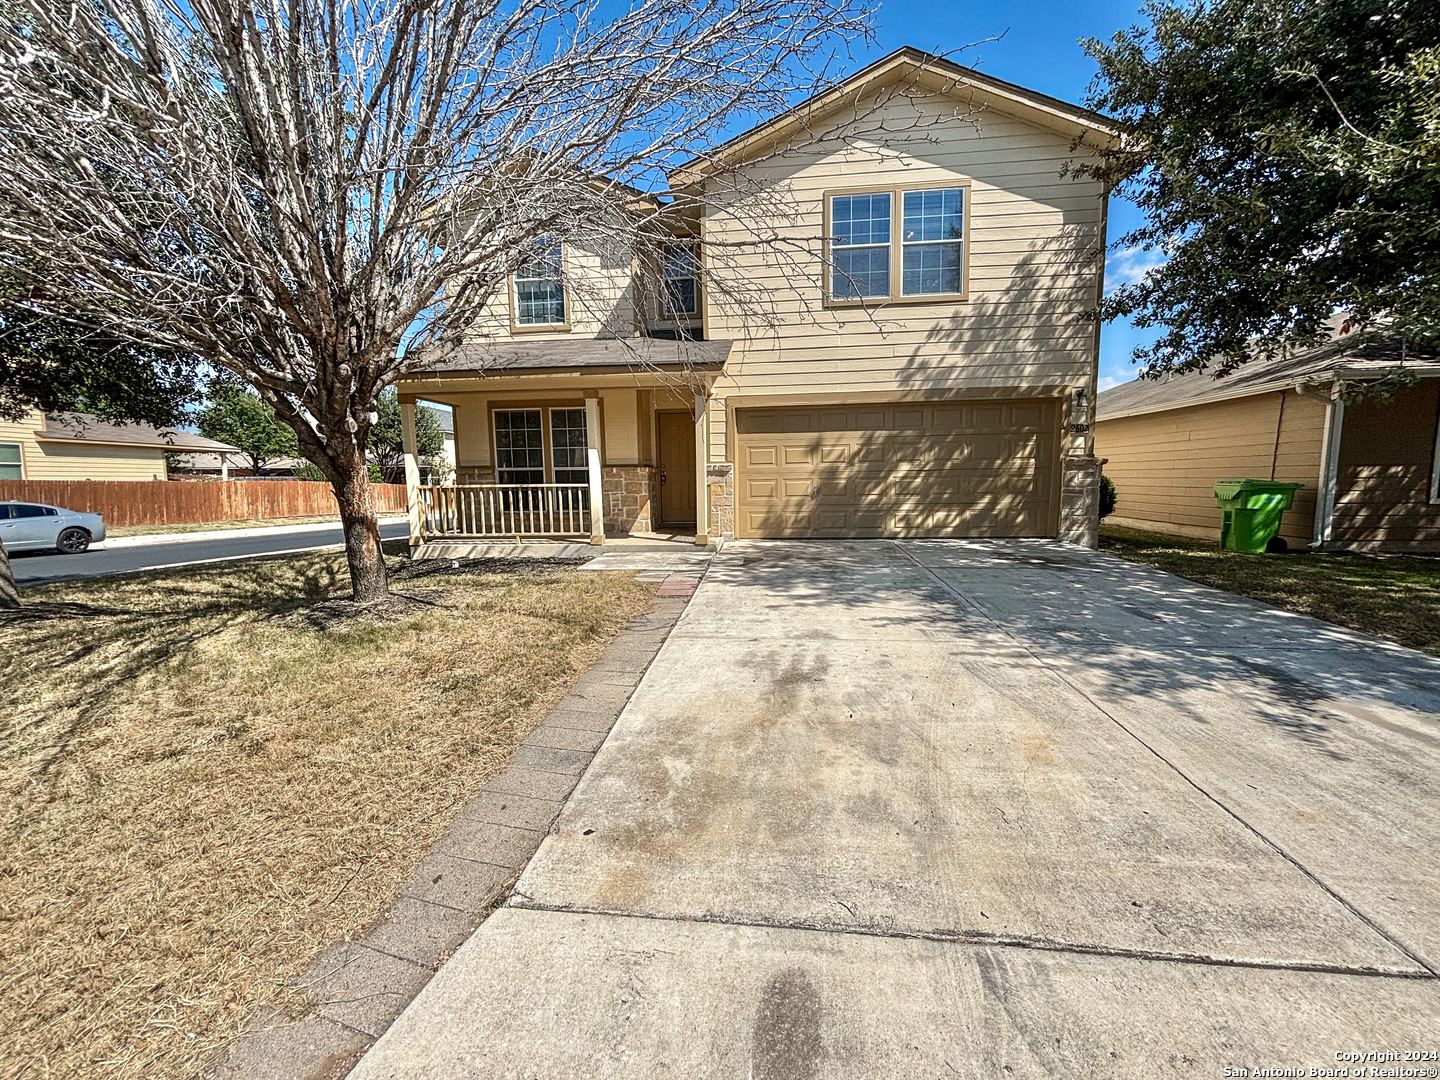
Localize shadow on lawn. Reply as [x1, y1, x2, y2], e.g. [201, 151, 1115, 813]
[1, 551, 359, 785]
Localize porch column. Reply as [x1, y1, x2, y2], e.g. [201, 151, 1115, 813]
[694, 388, 709, 545]
[1313, 381, 1346, 547]
[585, 393, 605, 545]
[400, 399, 423, 549]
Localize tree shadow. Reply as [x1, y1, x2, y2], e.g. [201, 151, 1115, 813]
[2, 553, 350, 790]
[701, 538, 1440, 763]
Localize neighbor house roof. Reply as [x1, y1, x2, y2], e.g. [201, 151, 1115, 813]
[1097, 335, 1440, 422]
[407, 337, 733, 376]
[35, 412, 239, 452]
[669, 47, 1119, 190]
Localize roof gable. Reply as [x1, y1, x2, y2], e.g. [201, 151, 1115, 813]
[669, 47, 1118, 190]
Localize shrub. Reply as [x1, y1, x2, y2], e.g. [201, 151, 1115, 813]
[1099, 474, 1117, 519]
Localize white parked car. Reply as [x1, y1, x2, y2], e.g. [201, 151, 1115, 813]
[0, 501, 106, 554]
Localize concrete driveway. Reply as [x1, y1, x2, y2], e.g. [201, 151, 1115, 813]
[352, 540, 1440, 1078]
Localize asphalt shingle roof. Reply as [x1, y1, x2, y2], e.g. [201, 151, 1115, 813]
[1097, 336, 1439, 420]
[408, 337, 733, 375]
[36, 412, 239, 451]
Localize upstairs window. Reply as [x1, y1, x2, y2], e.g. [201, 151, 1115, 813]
[901, 188, 964, 296]
[660, 246, 700, 319]
[827, 185, 967, 303]
[514, 239, 566, 327]
[829, 192, 891, 299]
[0, 443, 21, 480]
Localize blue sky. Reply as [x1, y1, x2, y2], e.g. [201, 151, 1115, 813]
[846, 0, 1163, 389]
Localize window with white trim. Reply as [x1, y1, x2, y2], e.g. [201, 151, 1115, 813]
[492, 407, 590, 486]
[549, 408, 589, 486]
[494, 409, 545, 484]
[514, 239, 566, 326]
[0, 443, 20, 480]
[827, 185, 967, 302]
[901, 188, 964, 296]
[829, 192, 891, 299]
[661, 246, 700, 319]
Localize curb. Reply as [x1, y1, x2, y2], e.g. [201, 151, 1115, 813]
[211, 577, 697, 1080]
[101, 517, 409, 550]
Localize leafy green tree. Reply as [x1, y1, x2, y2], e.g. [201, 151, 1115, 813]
[368, 390, 445, 484]
[0, 309, 201, 427]
[0, 294, 202, 609]
[196, 383, 298, 474]
[1082, 0, 1440, 376]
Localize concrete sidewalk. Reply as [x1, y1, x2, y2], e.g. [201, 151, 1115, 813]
[350, 539, 1440, 1078]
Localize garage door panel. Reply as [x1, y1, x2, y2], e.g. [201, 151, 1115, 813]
[735, 398, 1060, 539]
[853, 409, 889, 429]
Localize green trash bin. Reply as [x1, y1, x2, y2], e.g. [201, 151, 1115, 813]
[1213, 479, 1304, 553]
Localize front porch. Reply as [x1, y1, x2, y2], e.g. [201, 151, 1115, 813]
[397, 361, 727, 550]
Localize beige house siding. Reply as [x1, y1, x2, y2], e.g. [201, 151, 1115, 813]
[0, 410, 169, 481]
[697, 95, 1105, 468]
[465, 239, 637, 343]
[1095, 390, 1327, 547]
[0, 413, 40, 478]
[1332, 380, 1440, 548]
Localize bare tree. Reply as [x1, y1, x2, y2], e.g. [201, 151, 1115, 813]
[0, 0, 869, 601]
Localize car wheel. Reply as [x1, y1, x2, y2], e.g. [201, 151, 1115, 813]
[57, 527, 91, 554]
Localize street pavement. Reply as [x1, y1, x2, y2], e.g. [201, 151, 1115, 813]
[10, 518, 411, 585]
[349, 539, 1440, 1079]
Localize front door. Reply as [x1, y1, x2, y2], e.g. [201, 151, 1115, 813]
[657, 412, 696, 527]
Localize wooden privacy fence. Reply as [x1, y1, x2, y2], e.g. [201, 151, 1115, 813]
[0, 479, 408, 528]
[419, 484, 590, 538]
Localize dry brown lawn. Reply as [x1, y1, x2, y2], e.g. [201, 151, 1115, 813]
[0, 549, 655, 1080]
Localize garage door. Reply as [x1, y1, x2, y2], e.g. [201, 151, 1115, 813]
[734, 399, 1060, 539]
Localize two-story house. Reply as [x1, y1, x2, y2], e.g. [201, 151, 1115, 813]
[397, 48, 1115, 550]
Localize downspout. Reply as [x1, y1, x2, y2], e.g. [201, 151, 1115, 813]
[1297, 381, 1345, 549]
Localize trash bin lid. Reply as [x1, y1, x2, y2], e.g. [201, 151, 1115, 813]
[1214, 478, 1304, 507]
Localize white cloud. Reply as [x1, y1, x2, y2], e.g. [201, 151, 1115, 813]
[1106, 245, 1167, 295]
[1097, 375, 1123, 392]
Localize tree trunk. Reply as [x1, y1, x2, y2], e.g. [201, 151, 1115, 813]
[0, 539, 18, 610]
[332, 452, 389, 602]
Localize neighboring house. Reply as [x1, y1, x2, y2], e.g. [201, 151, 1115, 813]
[1095, 336, 1440, 551]
[398, 48, 1115, 547]
[0, 409, 237, 482]
[168, 453, 306, 478]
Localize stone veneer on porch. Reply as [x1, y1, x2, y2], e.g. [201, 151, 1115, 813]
[601, 465, 655, 536]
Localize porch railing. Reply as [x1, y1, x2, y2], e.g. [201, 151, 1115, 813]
[417, 483, 591, 539]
